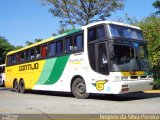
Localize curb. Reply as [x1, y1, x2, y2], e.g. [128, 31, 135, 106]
[143, 90, 160, 93]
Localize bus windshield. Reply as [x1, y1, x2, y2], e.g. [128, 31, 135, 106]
[112, 44, 138, 72]
[111, 43, 150, 72]
[138, 44, 150, 71]
[109, 24, 144, 40]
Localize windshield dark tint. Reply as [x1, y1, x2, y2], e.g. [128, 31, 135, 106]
[109, 24, 144, 40]
[138, 44, 150, 71]
[112, 44, 138, 72]
[88, 25, 106, 42]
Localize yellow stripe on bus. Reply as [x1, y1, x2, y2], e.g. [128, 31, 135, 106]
[5, 60, 46, 89]
[121, 71, 144, 76]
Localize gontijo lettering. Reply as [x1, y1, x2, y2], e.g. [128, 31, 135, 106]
[19, 63, 39, 71]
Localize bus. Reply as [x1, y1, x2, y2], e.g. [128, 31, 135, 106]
[0, 64, 5, 87]
[5, 21, 153, 98]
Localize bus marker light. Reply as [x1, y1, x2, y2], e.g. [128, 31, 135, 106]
[121, 88, 129, 92]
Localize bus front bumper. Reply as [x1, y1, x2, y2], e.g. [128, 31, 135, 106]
[105, 79, 154, 94]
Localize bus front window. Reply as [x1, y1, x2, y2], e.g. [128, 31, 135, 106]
[109, 24, 144, 40]
[139, 45, 150, 71]
[112, 44, 138, 72]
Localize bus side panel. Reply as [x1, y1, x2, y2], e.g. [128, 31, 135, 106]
[5, 60, 46, 89]
[33, 55, 70, 91]
[33, 53, 87, 92]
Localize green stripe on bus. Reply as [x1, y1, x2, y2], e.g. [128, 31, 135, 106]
[54, 28, 82, 39]
[65, 28, 82, 35]
[44, 55, 70, 85]
[36, 58, 57, 84]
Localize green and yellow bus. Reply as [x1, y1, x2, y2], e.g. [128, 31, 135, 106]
[5, 21, 153, 98]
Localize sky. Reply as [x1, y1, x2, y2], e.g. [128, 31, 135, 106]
[0, 0, 157, 47]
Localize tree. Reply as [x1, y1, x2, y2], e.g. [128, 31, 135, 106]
[136, 16, 160, 87]
[43, 0, 124, 27]
[114, 13, 138, 25]
[153, 0, 160, 14]
[26, 39, 43, 46]
[14, 46, 23, 50]
[136, 16, 160, 67]
[0, 36, 15, 64]
[26, 41, 33, 46]
[52, 21, 76, 36]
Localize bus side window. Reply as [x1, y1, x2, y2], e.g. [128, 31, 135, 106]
[20, 52, 25, 62]
[88, 25, 106, 42]
[88, 28, 96, 42]
[0, 66, 2, 73]
[3, 66, 6, 73]
[65, 36, 73, 52]
[36, 46, 41, 59]
[26, 50, 30, 61]
[30, 49, 35, 60]
[74, 34, 83, 51]
[56, 40, 63, 54]
[7, 56, 11, 65]
[49, 42, 56, 57]
[96, 25, 105, 39]
[16, 53, 20, 63]
[12, 55, 16, 64]
[41, 45, 47, 58]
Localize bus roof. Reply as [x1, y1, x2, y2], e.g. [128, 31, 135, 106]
[7, 20, 141, 55]
[82, 21, 141, 30]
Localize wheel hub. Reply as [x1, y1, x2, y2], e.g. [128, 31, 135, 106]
[77, 83, 86, 94]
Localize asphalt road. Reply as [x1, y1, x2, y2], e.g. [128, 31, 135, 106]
[0, 87, 160, 114]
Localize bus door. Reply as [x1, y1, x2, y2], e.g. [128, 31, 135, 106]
[96, 42, 109, 75]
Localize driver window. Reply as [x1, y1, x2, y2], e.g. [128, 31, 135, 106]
[88, 25, 106, 42]
[98, 43, 109, 75]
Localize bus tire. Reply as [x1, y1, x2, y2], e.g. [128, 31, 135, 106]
[14, 80, 19, 92]
[2, 80, 5, 87]
[19, 80, 25, 93]
[72, 78, 90, 99]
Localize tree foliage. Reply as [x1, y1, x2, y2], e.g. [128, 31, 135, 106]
[0, 36, 15, 64]
[114, 13, 138, 25]
[136, 16, 160, 67]
[52, 22, 75, 36]
[153, 0, 160, 14]
[136, 16, 160, 84]
[14, 46, 23, 50]
[26, 39, 43, 46]
[43, 0, 124, 26]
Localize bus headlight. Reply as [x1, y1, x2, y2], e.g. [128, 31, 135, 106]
[115, 76, 121, 81]
[121, 76, 128, 80]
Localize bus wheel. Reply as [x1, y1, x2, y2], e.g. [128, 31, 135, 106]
[14, 80, 19, 92]
[19, 80, 25, 93]
[2, 80, 5, 87]
[72, 78, 90, 99]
